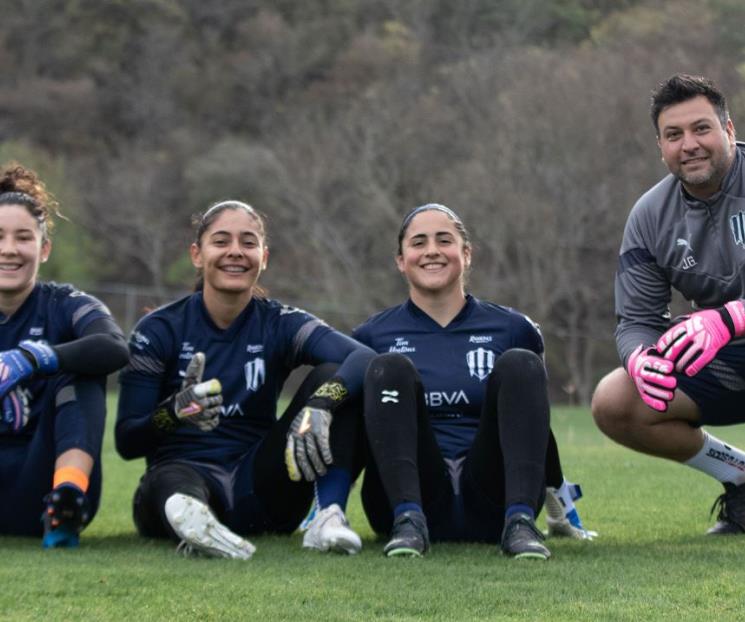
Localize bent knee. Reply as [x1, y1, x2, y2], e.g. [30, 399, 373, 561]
[365, 352, 418, 384]
[494, 347, 543, 374]
[591, 368, 640, 432]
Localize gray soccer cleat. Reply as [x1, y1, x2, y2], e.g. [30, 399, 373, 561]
[164, 493, 256, 559]
[501, 512, 551, 560]
[383, 510, 430, 557]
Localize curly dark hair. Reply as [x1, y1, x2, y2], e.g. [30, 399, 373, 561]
[0, 163, 60, 241]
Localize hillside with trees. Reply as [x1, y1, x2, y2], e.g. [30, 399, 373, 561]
[3, 0, 745, 402]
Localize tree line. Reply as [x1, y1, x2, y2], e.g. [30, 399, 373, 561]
[2, 0, 744, 402]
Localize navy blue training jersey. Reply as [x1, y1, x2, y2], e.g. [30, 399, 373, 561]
[118, 292, 343, 467]
[353, 295, 544, 459]
[0, 282, 114, 440]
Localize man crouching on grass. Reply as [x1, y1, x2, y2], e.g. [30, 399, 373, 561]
[592, 73, 745, 534]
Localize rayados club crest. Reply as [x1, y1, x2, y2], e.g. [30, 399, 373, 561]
[244, 357, 266, 392]
[466, 347, 495, 381]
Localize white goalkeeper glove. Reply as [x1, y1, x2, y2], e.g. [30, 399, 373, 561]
[153, 352, 223, 432]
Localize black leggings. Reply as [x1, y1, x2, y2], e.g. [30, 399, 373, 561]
[361, 349, 550, 542]
[133, 364, 365, 540]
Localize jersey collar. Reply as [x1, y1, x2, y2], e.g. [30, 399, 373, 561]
[405, 294, 475, 330]
[194, 291, 257, 339]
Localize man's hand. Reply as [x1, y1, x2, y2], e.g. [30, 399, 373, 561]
[627, 345, 677, 412]
[656, 300, 745, 376]
[285, 406, 333, 482]
[0, 340, 58, 399]
[153, 353, 223, 432]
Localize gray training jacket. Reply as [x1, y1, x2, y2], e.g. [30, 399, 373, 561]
[615, 142, 745, 366]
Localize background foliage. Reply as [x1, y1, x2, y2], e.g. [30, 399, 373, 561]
[4, 0, 745, 402]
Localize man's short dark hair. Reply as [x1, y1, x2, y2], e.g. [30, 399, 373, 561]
[650, 73, 729, 134]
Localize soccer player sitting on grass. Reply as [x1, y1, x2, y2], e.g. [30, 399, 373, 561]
[353, 203, 595, 560]
[0, 163, 129, 547]
[116, 200, 373, 559]
[593, 74, 745, 534]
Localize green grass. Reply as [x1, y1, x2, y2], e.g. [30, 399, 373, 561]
[2, 402, 745, 620]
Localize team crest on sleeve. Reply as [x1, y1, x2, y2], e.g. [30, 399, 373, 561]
[244, 357, 266, 392]
[466, 347, 495, 381]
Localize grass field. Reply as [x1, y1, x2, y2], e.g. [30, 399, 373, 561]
[2, 401, 745, 621]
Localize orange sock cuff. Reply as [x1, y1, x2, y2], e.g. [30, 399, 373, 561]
[53, 466, 89, 493]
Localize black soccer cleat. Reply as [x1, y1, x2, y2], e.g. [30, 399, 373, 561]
[501, 512, 551, 560]
[707, 482, 745, 535]
[383, 510, 430, 557]
[41, 484, 91, 548]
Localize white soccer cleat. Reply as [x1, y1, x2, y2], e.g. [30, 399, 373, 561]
[302, 503, 361, 554]
[544, 484, 598, 541]
[164, 493, 256, 560]
[545, 514, 598, 540]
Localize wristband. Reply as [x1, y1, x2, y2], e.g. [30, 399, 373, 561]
[18, 340, 59, 374]
[152, 395, 179, 432]
[307, 378, 349, 411]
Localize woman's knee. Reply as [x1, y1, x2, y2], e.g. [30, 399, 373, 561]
[132, 462, 210, 539]
[365, 352, 418, 386]
[490, 348, 545, 385]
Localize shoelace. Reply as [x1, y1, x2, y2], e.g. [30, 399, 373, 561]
[710, 486, 745, 528]
[394, 512, 425, 530]
[509, 516, 546, 541]
[710, 492, 728, 521]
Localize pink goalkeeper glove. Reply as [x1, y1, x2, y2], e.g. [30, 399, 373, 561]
[627, 345, 677, 412]
[656, 300, 745, 377]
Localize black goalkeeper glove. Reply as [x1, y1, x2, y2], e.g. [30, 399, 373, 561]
[152, 352, 223, 432]
[285, 378, 349, 482]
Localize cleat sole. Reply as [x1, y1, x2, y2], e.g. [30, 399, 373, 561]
[512, 551, 550, 561]
[385, 547, 423, 558]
